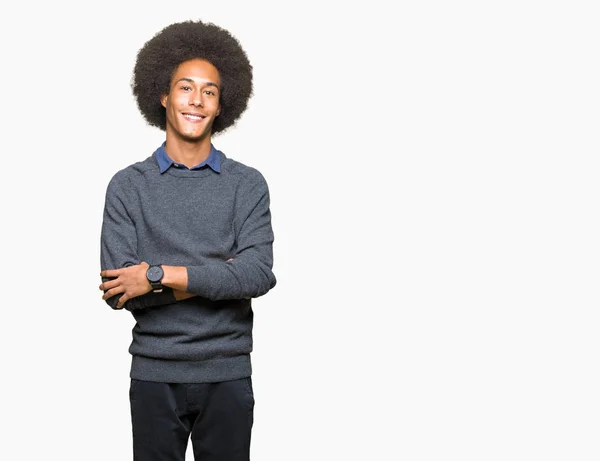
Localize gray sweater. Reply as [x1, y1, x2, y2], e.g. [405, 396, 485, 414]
[100, 146, 276, 383]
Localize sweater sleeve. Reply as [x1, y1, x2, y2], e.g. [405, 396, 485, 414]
[100, 173, 176, 311]
[186, 171, 277, 301]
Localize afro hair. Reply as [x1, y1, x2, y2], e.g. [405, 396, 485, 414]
[131, 20, 253, 135]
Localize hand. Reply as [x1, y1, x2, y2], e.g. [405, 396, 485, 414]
[99, 262, 151, 309]
[173, 290, 197, 301]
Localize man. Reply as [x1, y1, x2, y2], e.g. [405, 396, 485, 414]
[99, 20, 276, 461]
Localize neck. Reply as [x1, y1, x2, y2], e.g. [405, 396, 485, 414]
[164, 134, 212, 168]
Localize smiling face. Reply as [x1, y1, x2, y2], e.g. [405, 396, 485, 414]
[161, 58, 221, 143]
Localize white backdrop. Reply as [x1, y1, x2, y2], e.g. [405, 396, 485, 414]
[1, 1, 599, 460]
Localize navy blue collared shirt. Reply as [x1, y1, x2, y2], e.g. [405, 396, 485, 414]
[155, 142, 221, 174]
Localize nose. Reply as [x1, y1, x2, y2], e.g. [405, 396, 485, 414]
[191, 90, 203, 107]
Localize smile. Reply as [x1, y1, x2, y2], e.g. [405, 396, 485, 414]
[182, 113, 206, 122]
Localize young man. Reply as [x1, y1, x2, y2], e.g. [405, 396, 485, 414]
[99, 20, 276, 461]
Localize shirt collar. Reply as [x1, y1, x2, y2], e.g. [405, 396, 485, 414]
[155, 142, 221, 174]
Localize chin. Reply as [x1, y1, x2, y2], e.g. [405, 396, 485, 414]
[180, 131, 209, 142]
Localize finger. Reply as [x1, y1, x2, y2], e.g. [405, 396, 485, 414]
[100, 269, 120, 278]
[102, 286, 124, 300]
[117, 294, 129, 309]
[99, 279, 120, 291]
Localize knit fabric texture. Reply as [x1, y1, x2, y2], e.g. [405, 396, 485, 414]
[100, 146, 276, 383]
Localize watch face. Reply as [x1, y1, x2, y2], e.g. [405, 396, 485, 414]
[147, 266, 164, 282]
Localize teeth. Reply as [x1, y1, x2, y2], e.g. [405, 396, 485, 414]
[184, 114, 204, 120]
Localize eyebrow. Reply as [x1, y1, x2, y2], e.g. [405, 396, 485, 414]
[174, 78, 219, 89]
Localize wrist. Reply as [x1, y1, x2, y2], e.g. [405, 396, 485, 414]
[161, 265, 189, 292]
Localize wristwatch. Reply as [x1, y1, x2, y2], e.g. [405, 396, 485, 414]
[146, 265, 164, 292]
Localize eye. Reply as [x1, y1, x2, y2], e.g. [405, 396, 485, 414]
[181, 85, 192, 91]
[204, 90, 216, 96]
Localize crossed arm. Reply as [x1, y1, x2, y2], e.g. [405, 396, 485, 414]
[99, 171, 276, 311]
[99, 261, 232, 310]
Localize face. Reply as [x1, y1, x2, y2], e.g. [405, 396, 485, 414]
[161, 58, 221, 142]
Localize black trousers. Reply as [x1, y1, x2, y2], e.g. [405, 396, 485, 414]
[129, 377, 254, 461]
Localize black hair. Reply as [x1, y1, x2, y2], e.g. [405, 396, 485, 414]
[132, 20, 253, 135]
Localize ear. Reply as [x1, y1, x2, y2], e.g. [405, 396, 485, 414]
[216, 104, 221, 116]
[160, 94, 168, 108]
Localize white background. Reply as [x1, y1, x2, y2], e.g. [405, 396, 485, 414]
[1, 1, 599, 460]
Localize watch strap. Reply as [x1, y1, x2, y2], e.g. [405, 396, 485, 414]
[146, 265, 164, 292]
